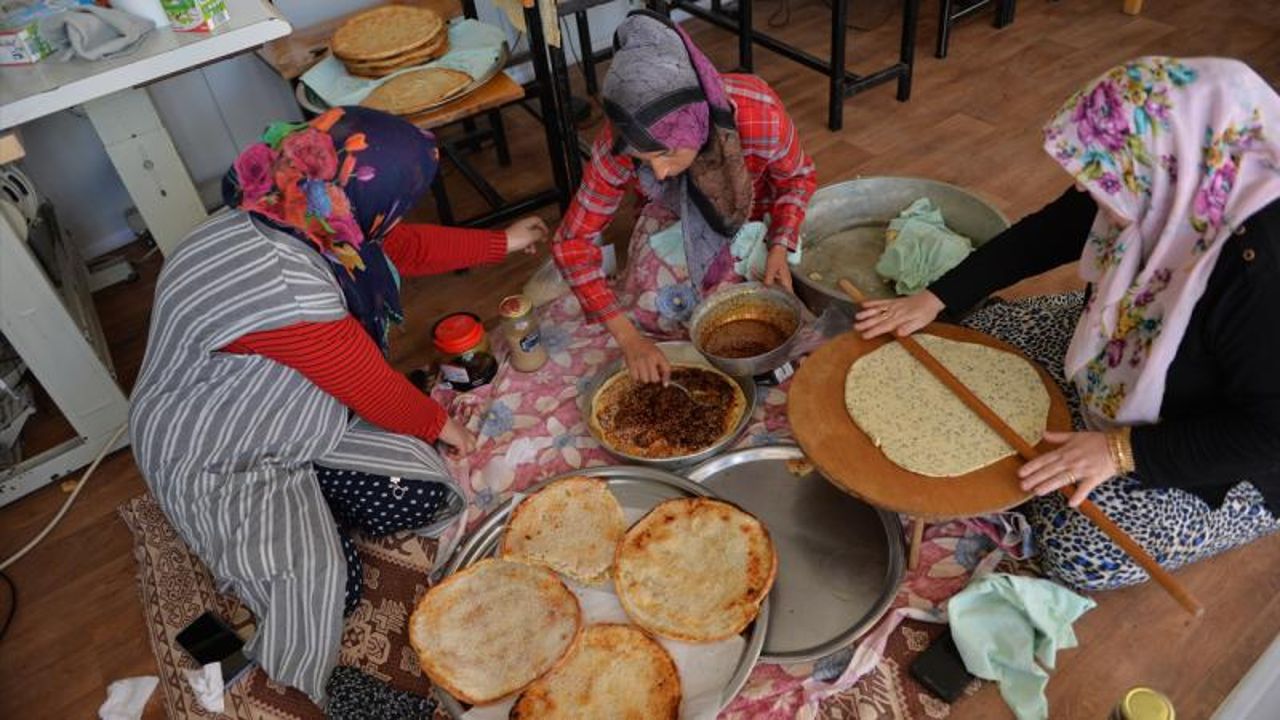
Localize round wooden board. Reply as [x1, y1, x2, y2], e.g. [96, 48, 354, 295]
[788, 324, 1072, 520]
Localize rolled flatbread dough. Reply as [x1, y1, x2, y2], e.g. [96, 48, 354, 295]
[844, 335, 1049, 477]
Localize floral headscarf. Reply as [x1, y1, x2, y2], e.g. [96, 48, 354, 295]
[222, 106, 439, 351]
[1044, 57, 1280, 426]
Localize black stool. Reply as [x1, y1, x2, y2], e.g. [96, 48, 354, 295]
[936, 0, 1015, 59]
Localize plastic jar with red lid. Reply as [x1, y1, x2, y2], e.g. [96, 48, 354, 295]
[432, 312, 497, 391]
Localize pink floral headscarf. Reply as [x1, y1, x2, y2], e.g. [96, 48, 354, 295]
[1044, 57, 1280, 426]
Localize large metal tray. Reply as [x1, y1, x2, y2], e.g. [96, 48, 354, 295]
[794, 177, 1010, 315]
[437, 465, 769, 717]
[688, 445, 905, 663]
[578, 341, 758, 470]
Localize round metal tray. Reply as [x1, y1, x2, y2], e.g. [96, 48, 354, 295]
[687, 445, 904, 662]
[437, 465, 769, 717]
[578, 341, 758, 470]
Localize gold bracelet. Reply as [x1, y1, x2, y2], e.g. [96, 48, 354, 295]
[1107, 427, 1135, 474]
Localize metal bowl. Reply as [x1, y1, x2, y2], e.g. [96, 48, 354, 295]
[689, 282, 805, 377]
[794, 176, 1010, 314]
[579, 341, 757, 470]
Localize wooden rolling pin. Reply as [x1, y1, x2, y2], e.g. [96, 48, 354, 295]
[839, 278, 1204, 617]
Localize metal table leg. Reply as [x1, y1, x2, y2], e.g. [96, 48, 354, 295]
[829, 0, 850, 131]
[575, 12, 599, 96]
[899, 0, 920, 101]
[525, 1, 573, 210]
[737, 0, 754, 72]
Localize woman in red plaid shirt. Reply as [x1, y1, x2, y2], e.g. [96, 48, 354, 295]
[550, 11, 816, 384]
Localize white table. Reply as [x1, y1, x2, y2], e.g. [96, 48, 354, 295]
[0, 0, 291, 507]
[0, 0, 292, 255]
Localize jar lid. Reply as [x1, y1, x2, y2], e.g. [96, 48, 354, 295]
[433, 313, 486, 355]
[498, 294, 532, 319]
[1119, 688, 1175, 720]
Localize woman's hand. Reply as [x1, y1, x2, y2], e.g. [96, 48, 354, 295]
[763, 245, 793, 291]
[1018, 431, 1118, 508]
[437, 416, 477, 457]
[605, 316, 670, 384]
[620, 333, 672, 385]
[504, 216, 550, 255]
[853, 291, 945, 339]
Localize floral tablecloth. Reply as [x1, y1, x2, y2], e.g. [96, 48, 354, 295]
[431, 290, 1031, 719]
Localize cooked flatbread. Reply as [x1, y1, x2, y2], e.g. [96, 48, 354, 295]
[590, 364, 746, 459]
[510, 624, 681, 720]
[359, 67, 472, 115]
[844, 334, 1050, 477]
[343, 33, 449, 78]
[331, 5, 444, 63]
[501, 477, 626, 586]
[615, 498, 776, 642]
[409, 559, 581, 705]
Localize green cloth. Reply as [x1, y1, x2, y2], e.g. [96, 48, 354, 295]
[648, 219, 798, 280]
[875, 198, 973, 295]
[948, 574, 1096, 720]
[729, 220, 800, 280]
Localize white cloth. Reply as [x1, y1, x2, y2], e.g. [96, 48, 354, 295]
[98, 676, 159, 720]
[183, 662, 226, 714]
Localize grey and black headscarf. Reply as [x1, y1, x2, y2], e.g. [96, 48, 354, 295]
[602, 10, 754, 296]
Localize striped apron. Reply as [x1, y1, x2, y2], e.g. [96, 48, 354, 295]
[129, 211, 460, 704]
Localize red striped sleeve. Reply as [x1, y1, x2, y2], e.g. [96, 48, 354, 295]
[383, 222, 508, 276]
[221, 316, 448, 443]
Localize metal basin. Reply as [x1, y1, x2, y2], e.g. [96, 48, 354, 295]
[794, 177, 1010, 314]
[579, 341, 757, 470]
[690, 282, 805, 377]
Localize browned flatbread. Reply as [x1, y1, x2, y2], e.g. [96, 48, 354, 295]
[343, 33, 449, 78]
[409, 559, 581, 705]
[510, 624, 681, 719]
[331, 5, 444, 63]
[501, 477, 626, 585]
[589, 364, 746, 459]
[615, 498, 777, 643]
[359, 67, 472, 115]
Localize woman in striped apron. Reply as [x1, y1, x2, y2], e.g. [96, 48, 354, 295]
[129, 107, 545, 704]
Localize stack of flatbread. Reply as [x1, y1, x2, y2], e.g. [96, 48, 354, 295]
[408, 477, 778, 717]
[331, 5, 450, 78]
[331, 5, 474, 116]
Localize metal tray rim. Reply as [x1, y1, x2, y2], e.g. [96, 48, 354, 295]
[577, 341, 758, 469]
[687, 444, 906, 663]
[437, 465, 769, 717]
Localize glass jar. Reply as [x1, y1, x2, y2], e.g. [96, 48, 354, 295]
[432, 312, 497, 391]
[498, 294, 549, 373]
[1111, 687, 1175, 720]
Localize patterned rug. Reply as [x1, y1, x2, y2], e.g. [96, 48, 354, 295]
[121, 492, 992, 720]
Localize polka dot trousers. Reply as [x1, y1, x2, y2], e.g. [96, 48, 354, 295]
[314, 465, 452, 615]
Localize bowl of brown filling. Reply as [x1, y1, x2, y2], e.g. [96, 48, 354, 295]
[690, 283, 805, 378]
[583, 342, 756, 468]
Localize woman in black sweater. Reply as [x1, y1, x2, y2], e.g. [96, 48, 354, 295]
[856, 57, 1280, 591]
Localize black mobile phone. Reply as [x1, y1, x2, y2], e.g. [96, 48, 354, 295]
[175, 612, 254, 686]
[909, 629, 975, 703]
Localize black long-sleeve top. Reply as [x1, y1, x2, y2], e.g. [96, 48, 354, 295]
[929, 187, 1280, 511]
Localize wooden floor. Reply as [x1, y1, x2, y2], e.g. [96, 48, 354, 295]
[3, 0, 1280, 717]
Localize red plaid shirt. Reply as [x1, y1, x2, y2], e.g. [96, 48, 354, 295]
[551, 74, 817, 323]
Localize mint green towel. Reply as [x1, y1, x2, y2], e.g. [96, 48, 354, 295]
[875, 198, 972, 295]
[728, 221, 800, 280]
[948, 574, 1096, 720]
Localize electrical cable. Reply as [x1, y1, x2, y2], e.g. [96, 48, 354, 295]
[0, 422, 128, 572]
